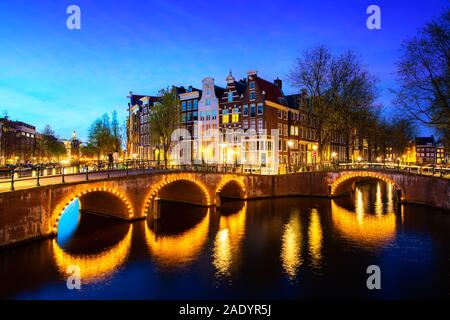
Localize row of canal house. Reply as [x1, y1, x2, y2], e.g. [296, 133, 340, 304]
[127, 70, 348, 172]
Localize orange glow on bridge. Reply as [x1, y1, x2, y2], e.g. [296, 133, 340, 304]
[52, 187, 134, 233]
[330, 171, 400, 196]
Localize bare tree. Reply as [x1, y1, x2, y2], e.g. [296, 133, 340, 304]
[394, 9, 450, 145]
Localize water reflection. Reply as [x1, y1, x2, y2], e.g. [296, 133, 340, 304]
[212, 201, 247, 282]
[145, 203, 209, 271]
[52, 225, 132, 283]
[332, 182, 397, 247]
[308, 209, 323, 270]
[281, 210, 302, 280]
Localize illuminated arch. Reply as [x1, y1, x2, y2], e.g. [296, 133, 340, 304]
[52, 224, 133, 283]
[330, 171, 401, 197]
[215, 176, 247, 199]
[52, 187, 134, 234]
[142, 175, 211, 216]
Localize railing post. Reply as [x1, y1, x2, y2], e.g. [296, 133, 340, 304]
[36, 167, 40, 187]
[86, 165, 89, 181]
[10, 170, 14, 191]
[62, 167, 65, 183]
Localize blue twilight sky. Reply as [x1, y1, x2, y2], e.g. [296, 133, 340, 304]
[0, 0, 447, 141]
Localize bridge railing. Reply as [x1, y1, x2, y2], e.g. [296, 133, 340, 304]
[0, 160, 449, 192]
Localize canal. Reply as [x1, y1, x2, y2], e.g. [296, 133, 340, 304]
[0, 181, 448, 299]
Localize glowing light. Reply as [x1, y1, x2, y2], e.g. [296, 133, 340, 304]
[52, 225, 133, 283]
[308, 209, 323, 270]
[281, 211, 302, 280]
[331, 200, 396, 247]
[212, 203, 246, 279]
[145, 210, 210, 270]
[52, 187, 134, 232]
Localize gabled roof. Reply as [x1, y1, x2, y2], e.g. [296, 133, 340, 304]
[256, 77, 287, 106]
[214, 86, 225, 99]
[234, 81, 246, 96]
[415, 136, 436, 146]
[285, 94, 301, 110]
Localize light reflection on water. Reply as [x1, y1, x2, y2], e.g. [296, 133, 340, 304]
[0, 180, 449, 299]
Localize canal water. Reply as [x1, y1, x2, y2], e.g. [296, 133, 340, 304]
[0, 181, 449, 299]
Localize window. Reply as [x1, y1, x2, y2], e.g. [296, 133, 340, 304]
[187, 113, 192, 121]
[243, 105, 248, 116]
[212, 110, 217, 120]
[278, 123, 282, 135]
[250, 120, 256, 130]
[181, 101, 186, 111]
[257, 103, 263, 114]
[283, 124, 288, 136]
[200, 111, 205, 121]
[187, 100, 192, 110]
[193, 111, 198, 121]
[250, 104, 256, 117]
[244, 121, 249, 129]
[250, 92, 255, 100]
[283, 111, 288, 120]
[206, 98, 211, 106]
[222, 110, 229, 124]
[228, 91, 233, 102]
[257, 119, 263, 131]
[249, 81, 255, 89]
[193, 99, 198, 109]
[278, 109, 282, 119]
[182, 114, 186, 123]
[232, 108, 239, 123]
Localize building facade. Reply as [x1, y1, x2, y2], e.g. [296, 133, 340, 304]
[0, 118, 36, 165]
[415, 136, 436, 165]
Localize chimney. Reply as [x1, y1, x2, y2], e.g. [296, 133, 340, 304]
[274, 78, 282, 90]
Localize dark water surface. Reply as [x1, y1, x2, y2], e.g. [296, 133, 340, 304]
[0, 181, 449, 299]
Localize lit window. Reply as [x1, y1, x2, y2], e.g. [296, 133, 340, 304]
[232, 108, 239, 122]
[222, 110, 229, 123]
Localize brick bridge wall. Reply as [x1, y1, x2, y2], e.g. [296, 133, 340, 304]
[0, 170, 448, 247]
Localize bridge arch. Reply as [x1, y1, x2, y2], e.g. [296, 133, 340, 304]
[142, 176, 211, 216]
[52, 187, 134, 234]
[215, 177, 247, 200]
[330, 171, 403, 199]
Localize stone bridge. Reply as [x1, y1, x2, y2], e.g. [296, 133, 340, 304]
[0, 170, 448, 247]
